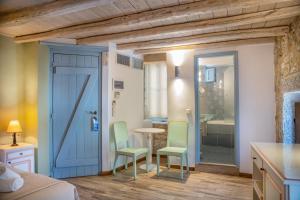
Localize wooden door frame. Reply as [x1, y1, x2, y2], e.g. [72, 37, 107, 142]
[45, 43, 107, 177]
[194, 51, 239, 167]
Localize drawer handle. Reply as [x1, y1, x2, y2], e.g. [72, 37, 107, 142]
[8, 161, 11, 164]
[260, 168, 264, 171]
[19, 152, 23, 155]
[253, 157, 257, 160]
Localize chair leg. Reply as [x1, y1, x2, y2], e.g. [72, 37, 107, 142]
[133, 156, 137, 179]
[146, 152, 149, 172]
[186, 152, 189, 173]
[180, 155, 184, 180]
[167, 156, 170, 169]
[125, 157, 128, 170]
[157, 153, 160, 176]
[113, 154, 118, 176]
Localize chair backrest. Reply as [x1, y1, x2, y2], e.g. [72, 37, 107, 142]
[167, 121, 188, 148]
[113, 121, 128, 150]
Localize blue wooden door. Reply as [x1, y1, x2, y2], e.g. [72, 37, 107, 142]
[51, 52, 100, 178]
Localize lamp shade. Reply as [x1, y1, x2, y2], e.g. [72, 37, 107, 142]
[7, 120, 23, 133]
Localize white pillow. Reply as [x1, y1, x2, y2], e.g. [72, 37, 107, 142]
[0, 165, 20, 180]
[0, 163, 24, 192]
[0, 177, 24, 192]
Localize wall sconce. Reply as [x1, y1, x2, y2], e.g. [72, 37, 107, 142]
[175, 66, 180, 78]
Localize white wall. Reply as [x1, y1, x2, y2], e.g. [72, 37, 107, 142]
[102, 43, 145, 171]
[166, 50, 196, 167]
[101, 43, 275, 173]
[166, 43, 276, 173]
[237, 44, 276, 173]
[224, 67, 235, 120]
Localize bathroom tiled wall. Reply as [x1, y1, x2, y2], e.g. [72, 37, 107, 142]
[200, 67, 225, 119]
[200, 66, 234, 120]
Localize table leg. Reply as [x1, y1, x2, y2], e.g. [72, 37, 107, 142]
[139, 132, 157, 171]
[147, 133, 153, 163]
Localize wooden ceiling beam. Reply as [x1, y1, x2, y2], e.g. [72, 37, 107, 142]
[14, 0, 294, 43]
[0, 0, 113, 27]
[134, 37, 275, 54]
[118, 26, 289, 50]
[77, 6, 300, 45]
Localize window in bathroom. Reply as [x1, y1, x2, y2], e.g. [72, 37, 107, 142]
[205, 67, 216, 82]
[144, 62, 168, 121]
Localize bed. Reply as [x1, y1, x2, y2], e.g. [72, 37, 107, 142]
[0, 169, 79, 200]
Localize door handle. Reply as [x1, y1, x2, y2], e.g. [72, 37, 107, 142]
[88, 111, 97, 115]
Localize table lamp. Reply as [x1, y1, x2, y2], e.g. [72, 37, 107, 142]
[7, 120, 23, 146]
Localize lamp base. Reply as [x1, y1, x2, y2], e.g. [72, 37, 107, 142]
[11, 132, 18, 146]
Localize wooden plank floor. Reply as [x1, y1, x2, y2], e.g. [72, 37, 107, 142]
[67, 166, 252, 200]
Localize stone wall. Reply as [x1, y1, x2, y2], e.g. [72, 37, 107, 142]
[152, 123, 168, 154]
[275, 16, 300, 142]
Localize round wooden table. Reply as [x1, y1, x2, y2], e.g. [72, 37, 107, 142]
[134, 128, 165, 171]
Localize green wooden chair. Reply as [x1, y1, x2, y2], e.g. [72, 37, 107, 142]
[157, 121, 189, 180]
[113, 121, 149, 179]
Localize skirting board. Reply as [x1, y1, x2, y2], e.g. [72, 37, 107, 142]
[100, 155, 195, 176]
[195, 163, 252, 178]
[239, 172, 252, 178]
[100, 157, 252, 177]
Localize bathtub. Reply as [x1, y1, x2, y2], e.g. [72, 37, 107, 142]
[207, 120, 235, 126]
[202, 119, 235, 147]
[206, 119, 235, 135]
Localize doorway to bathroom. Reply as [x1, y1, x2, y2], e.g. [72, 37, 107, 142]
[194, 51, 239, 166]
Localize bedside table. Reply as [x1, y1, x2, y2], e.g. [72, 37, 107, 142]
[0, 143, 35, 173]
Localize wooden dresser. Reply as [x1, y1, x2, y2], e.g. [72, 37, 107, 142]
[0, 143, 35, 173]
[251, 143, 300, 200]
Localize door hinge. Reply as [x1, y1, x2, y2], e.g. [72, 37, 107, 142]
[52, 67, 56, 74]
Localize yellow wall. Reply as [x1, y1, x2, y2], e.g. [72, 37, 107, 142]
[37, 44, 50, 175]
[0, 36, 50, 175]
[23, 43, 39, 146]
[0, 36, 25, 144]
